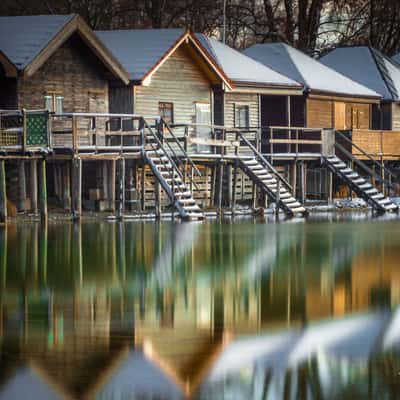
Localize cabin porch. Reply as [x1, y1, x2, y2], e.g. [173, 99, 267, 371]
[0, 110, 398, 222]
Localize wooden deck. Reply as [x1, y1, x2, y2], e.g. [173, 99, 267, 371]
[352, 129, 400, 160]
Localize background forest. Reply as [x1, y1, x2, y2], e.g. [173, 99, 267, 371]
[1, 0, 400, 56]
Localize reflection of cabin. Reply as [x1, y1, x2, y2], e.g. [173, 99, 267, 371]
[243, 43, 380, 131]
[95, 29, 231, 125]
[196, 35, 303, 127]
[0, 15, 129, 112]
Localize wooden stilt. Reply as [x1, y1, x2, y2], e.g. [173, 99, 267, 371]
[30, 160, 38, 214]
[118, 158, 125, 219]
[141, 163, 145, 211]
[226, 164, 232, 208]
[210, 165, 216, 208]
[218, 163, 223, 213]
[155, 180, 161, 219]
[63, 162, 71, 211]
[0, 160, 7, 223]
[72, 158, 82, 220]
[110, 160, 116, 212]
[232, 162, 238, 214]
[102, 160, 108, 200]
[18, 160, 26, 213]
[328, 170, 333, 204]
[38, 158, 47, 222]
[53, 164, 60, 203]
[292, 161, 297, 198]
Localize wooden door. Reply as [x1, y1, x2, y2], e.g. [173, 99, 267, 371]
[334, 102, 346, 130]
[195, 102, 211, 153]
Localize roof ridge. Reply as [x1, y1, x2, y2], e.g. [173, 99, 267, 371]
[369, 47, 398, 100]
[282, 43, 311, 90]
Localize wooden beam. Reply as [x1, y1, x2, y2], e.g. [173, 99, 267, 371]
[30, 160, 38, 214]
[0, 160, 7, 223]
[269, 139, 323, 145]
[63, 162, 71, 210]
[72, 158, 82, 219]
[117, 158, 125, 219]
[18, 161, 26, 213]
[109, 160, 116, 212]
[39, 159, 47, 222]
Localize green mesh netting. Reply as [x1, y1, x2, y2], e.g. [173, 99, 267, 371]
[26, 113, 48, 146]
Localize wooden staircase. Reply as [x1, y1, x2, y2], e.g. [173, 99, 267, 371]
[235, 131, 307, 218]
[142, 118, 204, 221]
[145, 149, 203, 221]
[238, 157, 307, 217]
[324, 155, 398, 213]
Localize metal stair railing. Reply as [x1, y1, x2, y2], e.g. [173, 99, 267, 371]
[159, 117, 202, 178]
[140, 118, 199, 195]
[235, 130, 293, 193]
[334, 130, 397, 193]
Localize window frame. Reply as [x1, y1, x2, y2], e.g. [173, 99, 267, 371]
[158, 102, 174, 125]
[234, 103, 250, 129]
[44, 92, 63, 113]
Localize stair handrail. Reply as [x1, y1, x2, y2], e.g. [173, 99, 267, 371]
[334, 137, 396, 192]
[236, 130, 293, 192]
[335, 130, 396, 180]
[159, 118, 202, 177]
[142, 118, 200, 192]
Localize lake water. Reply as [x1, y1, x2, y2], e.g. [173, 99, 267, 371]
[1, 214, 400, 399]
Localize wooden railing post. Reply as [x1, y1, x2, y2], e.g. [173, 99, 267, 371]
[72, 115, 78, 154]
[0, 159, 7, 223]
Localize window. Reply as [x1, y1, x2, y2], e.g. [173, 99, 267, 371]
[159, 102, 174, 124]
[235, 104, 249, 128]
[44, 93, 63, 113]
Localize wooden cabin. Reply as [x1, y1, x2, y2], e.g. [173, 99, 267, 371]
[95, 29, 231, 126]
[320, 47, 400, 160]
[195, 35, 303, 128]
[0, 15, 129, 113]
[243, 43, 381, 132]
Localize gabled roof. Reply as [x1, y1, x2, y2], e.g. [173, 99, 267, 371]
[243, 42, 381, 99]
[392, 53, 400, 65]
[0, 14, 130, 83]
[196, 35, 302, 90]
[96, 29, 232, 88]
[321, 46, 400, 102]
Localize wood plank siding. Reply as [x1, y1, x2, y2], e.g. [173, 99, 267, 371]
[224, 92, 259, 128]
[307, 98, 371, 130]
[391, 103, 400, 131]
[17, 37, 109, 113]
[352, 129, 400, 159]
[134, 47, 212, 125]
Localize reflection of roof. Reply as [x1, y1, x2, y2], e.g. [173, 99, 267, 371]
[243, 42, 381, 98]
[321, 46, 400, 101]
[0, 364, 61, 400]
[95, 348, 184, 399]
[196, 34, 302, 88]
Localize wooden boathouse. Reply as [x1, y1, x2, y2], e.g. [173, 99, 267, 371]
[0, 16, 399, 221]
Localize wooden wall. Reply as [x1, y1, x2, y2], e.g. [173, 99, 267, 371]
[306, 98, 371, 130]
[134, 46, 211, 125]
[224, 92, 259, 128]
[0, 71, 17, 109]
[391, 103, 400, 131]
[16, 38, 109, 113]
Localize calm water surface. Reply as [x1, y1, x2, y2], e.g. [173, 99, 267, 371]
[1, 214, 400, 399]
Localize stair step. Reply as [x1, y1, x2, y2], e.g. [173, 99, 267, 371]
[365, 188, 378, 195]
[178, 198, 196, 205]
[385, 203, 398, 211]
[346, 173, 359, 179]
[175, 191, 192, 197]
[340, 168, 353, 174]
[378, 198, 392, 205]
[371, 193, 385, 200]
[359, 183, 372, 189]
[291, 207, 307, 214]
[353, 178, 365, 184]
[183, 205, 201, 211]
[332, 161, 347, 168]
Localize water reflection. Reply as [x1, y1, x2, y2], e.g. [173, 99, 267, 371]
[0, 217, 400, 398]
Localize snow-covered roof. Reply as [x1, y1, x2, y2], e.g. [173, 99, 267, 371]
[0, 15, 74, 71]
[321, 46, 400, 101]
[196, 35, 302, 88]
[96, 29, 184, 81]
[243, 42, 381, 99]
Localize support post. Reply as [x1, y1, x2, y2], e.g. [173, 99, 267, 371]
[328, 171, 333, 204]
[226, 164, 232, 208]
[39, 158, 47, 222]
[118, 158, 125, 219]
[109, 160, 116, 212]
[155, 180, 161, 219]
[18, 160, 26, 213]
[62, 162, 71, 211]
[231, 162, 238, 215]
[30, 160, 38, 214]
[275, 179, 280, 221]
[218, 162, 223, 214]
[141, 163, 146, 211]
[72, 158, 82, 220]
[0, 160, 6, 223]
